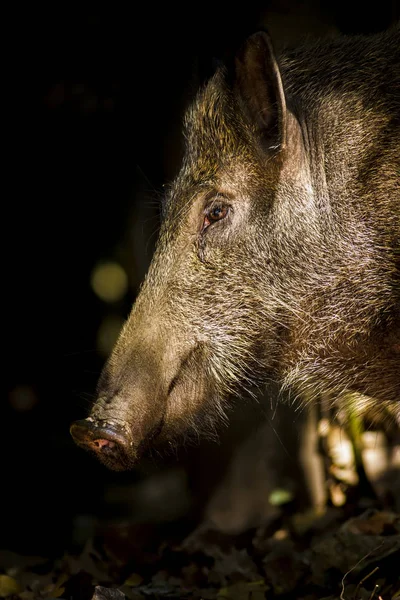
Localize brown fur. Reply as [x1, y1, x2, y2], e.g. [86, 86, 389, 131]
[73, 24, 400, 469]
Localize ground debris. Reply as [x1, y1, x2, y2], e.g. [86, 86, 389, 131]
[1, 509, 399, 600]
[91, 586, 126, 600]
[0, 575, 22, 597]
[307, 509, 400, 589]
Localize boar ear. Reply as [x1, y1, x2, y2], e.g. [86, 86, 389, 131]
[235, 31, 287, 152]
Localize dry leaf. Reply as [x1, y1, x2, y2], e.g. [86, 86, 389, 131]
[217, 580, 268, 600]
[345, 511, 400, 536]
[123, 573, 143, 586]
[92, 585, 126, 599]
[0, 574, 22, 597]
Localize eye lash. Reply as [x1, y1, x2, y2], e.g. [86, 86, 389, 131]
[203, 192, 229, 210]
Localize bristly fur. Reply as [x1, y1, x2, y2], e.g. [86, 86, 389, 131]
[85, 24, 399, 469]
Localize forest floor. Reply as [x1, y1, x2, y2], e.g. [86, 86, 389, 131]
[1, 493, 399, 600]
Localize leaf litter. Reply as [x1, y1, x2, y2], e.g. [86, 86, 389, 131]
[0, 506, 399, 600]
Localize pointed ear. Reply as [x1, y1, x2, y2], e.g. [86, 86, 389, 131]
[234, 31, 287, 152]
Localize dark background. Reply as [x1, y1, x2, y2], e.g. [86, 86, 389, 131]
[5, 1, 399, 557]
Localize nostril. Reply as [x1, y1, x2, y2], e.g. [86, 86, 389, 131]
[70, 420, 126, 450]
[92, 438, 115, 450]
[70, 419, 136, 471]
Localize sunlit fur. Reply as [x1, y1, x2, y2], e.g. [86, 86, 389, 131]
[90, 25, 399, 467]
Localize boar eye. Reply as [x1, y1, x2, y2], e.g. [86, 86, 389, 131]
[203, 204, 230, 230]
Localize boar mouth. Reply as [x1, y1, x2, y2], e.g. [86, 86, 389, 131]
[70, 418, 139, 471]
[70, 412, 167, 471]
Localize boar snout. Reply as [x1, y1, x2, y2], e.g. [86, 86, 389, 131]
[70, 324, 202, 470]
[70, 418, 138, 471]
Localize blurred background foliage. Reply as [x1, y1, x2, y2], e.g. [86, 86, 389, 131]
[4, 0, 399, 557]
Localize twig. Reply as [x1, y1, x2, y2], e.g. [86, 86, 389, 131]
[340, 542, 385, 600]
[368, 584, 379, 600]
[354, 567, 379, 598]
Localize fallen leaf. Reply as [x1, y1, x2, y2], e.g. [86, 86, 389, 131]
[92, 586, 126, 599]
[42, 573, 69, 598]
[263, 539, 306, 594]
[0, 551, 48, 572]
[123, 573, 143, 587]
[0, 574, 22, 597]
[217, 580, 268, 600]
[344, 511, 400, 536]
